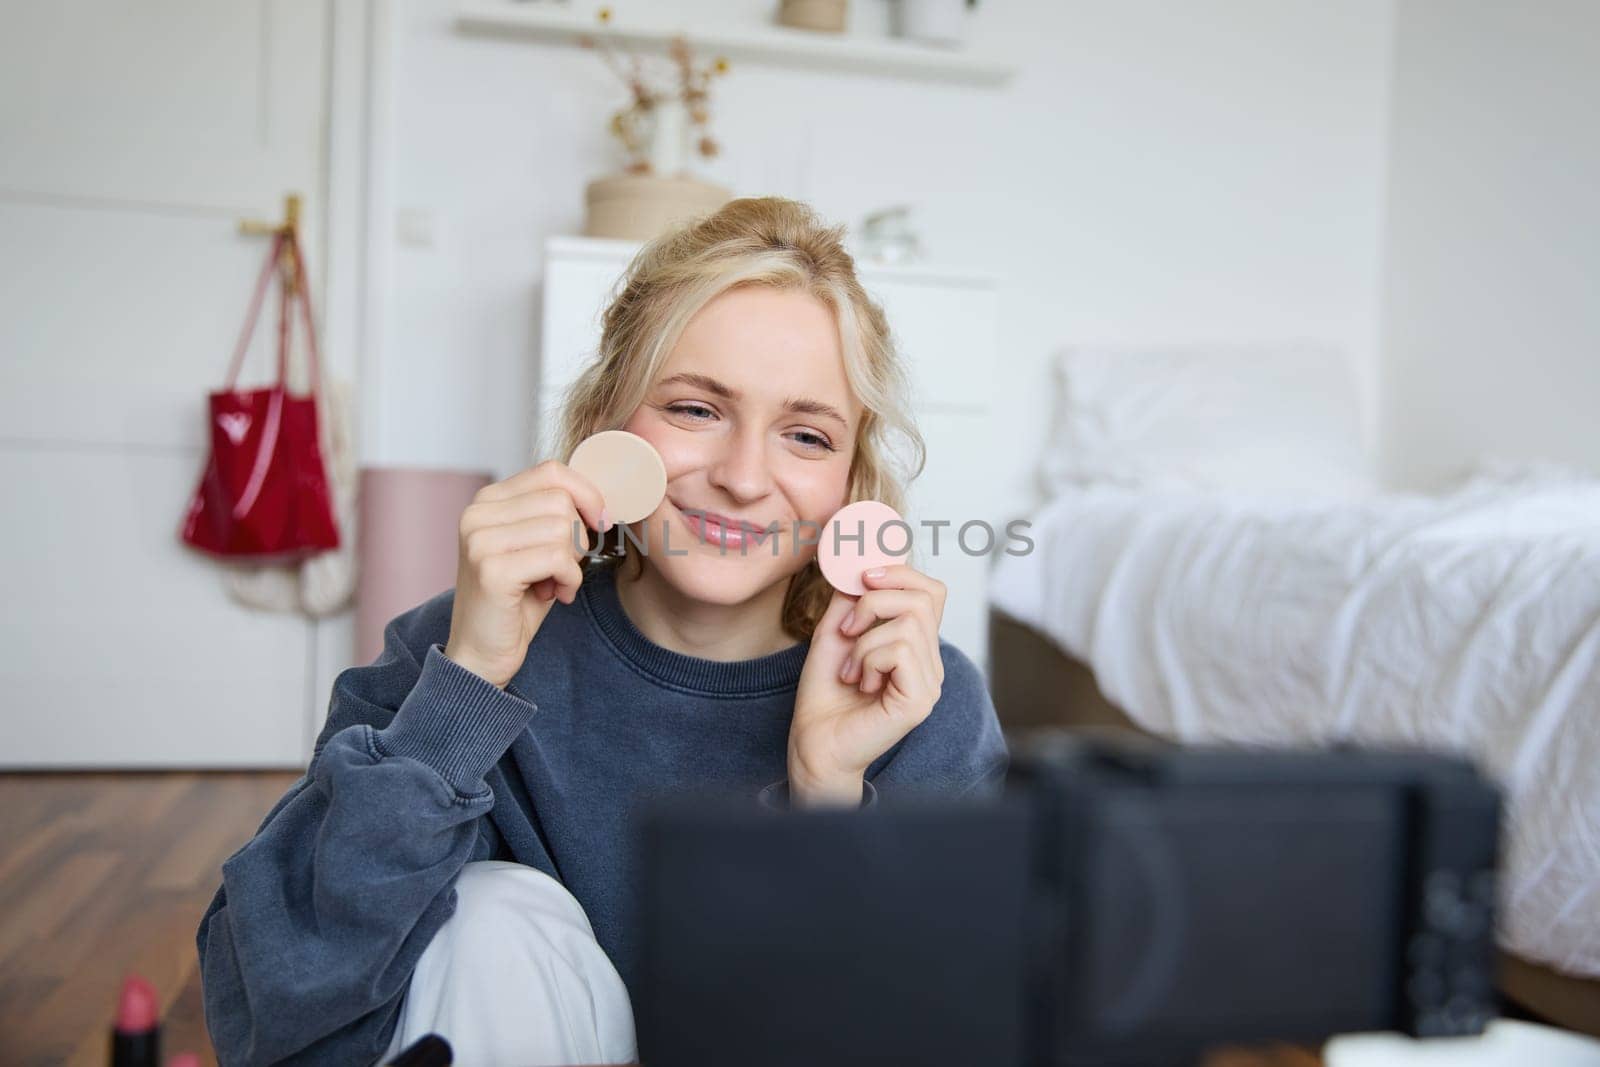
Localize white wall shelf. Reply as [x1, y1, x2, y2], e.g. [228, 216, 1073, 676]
[455, 3, 1016, 87]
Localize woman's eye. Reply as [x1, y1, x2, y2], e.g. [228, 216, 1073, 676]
[667, 403, 716, 421]
[789, 430, 835, 452]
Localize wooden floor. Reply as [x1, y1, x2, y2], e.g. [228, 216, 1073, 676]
[0, 771, 298, 1067]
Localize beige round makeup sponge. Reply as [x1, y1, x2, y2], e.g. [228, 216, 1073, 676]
[568, 430, 667, 524]
[817, 500, 911, 596]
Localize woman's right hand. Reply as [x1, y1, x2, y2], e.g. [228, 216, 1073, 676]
[442, 460, 609, 688]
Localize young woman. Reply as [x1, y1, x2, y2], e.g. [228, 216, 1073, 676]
[197, 197, 1008, 1066]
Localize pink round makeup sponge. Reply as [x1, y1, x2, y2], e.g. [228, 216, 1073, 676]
[568, 430, 667, 524]
[817, 500, 911, 596]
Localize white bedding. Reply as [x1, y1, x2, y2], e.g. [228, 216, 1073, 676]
[990, 473, 1600, 977]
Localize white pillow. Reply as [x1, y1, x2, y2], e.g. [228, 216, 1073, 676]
[1041, 342, 1374, 497]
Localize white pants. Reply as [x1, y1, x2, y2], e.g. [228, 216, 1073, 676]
[381, 861, 638, 1067]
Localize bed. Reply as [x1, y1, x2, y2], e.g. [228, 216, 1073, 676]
[987, 343, 1600, 1034]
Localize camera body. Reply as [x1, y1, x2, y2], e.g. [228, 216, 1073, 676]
[634, 733, 1501, 1067]
[1014, 734, 1500, 1065]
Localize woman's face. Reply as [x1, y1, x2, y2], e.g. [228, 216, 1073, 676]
[621, 285, 862, 610]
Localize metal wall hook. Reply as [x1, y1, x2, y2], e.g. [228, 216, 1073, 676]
[238, 193, 303, 295]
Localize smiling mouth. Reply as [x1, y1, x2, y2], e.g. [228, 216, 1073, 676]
[674, 505, 775, 551]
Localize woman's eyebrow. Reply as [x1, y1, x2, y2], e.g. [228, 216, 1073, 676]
[656, 372, 849, 428]
[658, 372, 737, 399]
[783, 396, 849, 428]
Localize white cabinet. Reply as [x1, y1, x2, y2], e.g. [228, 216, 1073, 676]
[539, 237, 998, 671]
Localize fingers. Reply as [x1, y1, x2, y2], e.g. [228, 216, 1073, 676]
[857, 563, 947, 615]
[463, 514, 589, 567]
[838, 589, 939, 689]
[461, 497, 590, 607]
[839, 615, 942, 700]
[864, 627, 934, 700]
[481, 543, 585, 605]
[462, 488, 583, 534]
[839, 588, 939, 646]
[471, 460, 608, 532]
[814, 587, 858, 641]
[836, 566, 947, 686]
[842, 565, 946, 644]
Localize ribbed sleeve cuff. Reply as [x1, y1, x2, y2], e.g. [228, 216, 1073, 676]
[757, 778, 878, 811]
[372, 643, 539, 794]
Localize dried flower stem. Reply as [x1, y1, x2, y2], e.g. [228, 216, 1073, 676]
[579, 7, 729, 174]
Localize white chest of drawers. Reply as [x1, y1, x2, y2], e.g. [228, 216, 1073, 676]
[540, 236, 998, 671]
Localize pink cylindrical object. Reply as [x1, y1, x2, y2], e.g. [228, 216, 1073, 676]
[355, 466, 492, 664]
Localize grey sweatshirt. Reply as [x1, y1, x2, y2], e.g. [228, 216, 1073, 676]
[196, 562, 1010, 1065]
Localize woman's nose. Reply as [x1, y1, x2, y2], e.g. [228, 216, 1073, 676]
[707, 426, 773, 503]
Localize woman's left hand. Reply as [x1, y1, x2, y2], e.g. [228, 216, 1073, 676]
[790, 564, 947, 806]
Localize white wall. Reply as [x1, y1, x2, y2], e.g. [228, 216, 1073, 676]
[371, 0, 1395, 522]
[1378, 0, 1600, 490]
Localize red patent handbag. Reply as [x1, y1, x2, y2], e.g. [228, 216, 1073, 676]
[179, 229, 341, 561]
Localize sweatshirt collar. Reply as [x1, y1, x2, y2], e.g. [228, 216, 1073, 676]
[579, 563, 809, 697]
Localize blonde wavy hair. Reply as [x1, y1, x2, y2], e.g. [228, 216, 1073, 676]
[553, 196, 925, 641]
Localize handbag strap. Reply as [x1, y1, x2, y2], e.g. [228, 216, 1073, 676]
[284, 229, 325, 392]
[276, 262, 292, 386]
[223, 231, 285, 391]
[222, 228, 325, 395]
